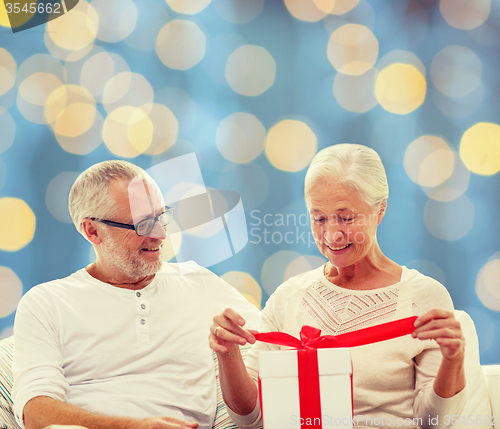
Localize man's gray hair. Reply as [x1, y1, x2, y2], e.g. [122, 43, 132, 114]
[304, 143, 389, 209]
[69, 160, 145, 239]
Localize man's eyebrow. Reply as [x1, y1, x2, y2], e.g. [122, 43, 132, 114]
[135, 206, 166, 221]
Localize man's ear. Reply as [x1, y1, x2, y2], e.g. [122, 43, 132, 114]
[82, 218, 102, 245]
[377, 199, 387, 225]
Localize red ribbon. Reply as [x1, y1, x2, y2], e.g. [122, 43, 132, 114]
[255, 316, 417, 429]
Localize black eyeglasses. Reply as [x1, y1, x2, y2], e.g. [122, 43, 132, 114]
[90, 206, 174, 236]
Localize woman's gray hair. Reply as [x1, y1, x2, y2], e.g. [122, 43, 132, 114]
[304, 143, 389, 209]
[69, 160, 145, 239]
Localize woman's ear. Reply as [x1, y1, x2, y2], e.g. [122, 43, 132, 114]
[82, 218, 102, 245]
[377, 199, 388, 225]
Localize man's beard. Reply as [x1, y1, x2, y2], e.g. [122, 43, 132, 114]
[100, 235, 163, 279]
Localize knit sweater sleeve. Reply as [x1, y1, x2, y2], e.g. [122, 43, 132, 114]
[412, 275, 466, 429]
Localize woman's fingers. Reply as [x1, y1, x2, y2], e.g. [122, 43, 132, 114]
[209, 308, 259, 354]
[412, 308, 465, 361]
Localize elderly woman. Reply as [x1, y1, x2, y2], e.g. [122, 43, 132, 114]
[210, 144, 465, 429]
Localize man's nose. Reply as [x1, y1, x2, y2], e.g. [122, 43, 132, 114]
[146, 220, 167, 239]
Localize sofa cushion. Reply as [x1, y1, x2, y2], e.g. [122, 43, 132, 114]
[0, 336, 22, 429]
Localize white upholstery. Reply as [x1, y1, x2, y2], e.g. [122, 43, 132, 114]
[455, 310, 495, 429]
[1, 312, 499, 429]
[482, 365, 500, 427]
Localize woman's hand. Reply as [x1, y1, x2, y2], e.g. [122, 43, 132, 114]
[209, 308, 259, 355]
[412, 308, 465, 361]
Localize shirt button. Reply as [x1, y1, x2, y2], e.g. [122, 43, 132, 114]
[140, 319, 146, 325]
[136, 292, 141, 297]
[141, 304, 146, 310]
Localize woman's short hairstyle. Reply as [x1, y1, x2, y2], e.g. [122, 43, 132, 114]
[304, 143, 389, 209]
[68, 160, 145, 239]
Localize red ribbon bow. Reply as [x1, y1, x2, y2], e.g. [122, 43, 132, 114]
[255, 316, 418, 429]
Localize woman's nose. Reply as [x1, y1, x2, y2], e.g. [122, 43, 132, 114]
[324, 227, 344, 244]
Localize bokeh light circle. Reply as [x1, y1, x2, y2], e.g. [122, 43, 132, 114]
[404, 136, 455, 187]
[161, 220, 183, 262]
[92, 0, 138, 43]
[432, 82, 484, 119]
[333, 68, 378, 113]
[265, 120, 317, 172]
[125, 0, 170, 52]
[0, 48, 16, 97]
[0, 1, 9, 28]
[217, 162, 269, 210]
[421, 153, 470, 202]
[431, 46, 482, 98]
[221, 271, 262, 309]
[284, 255, 326, 281]
[424, 195, 475, 241]
[459, 122, 500, 175]
[44, 26, 93, 62]
[475, 258, 500, 311]
[56, 103, 97, 138]
[18, 73, 62, 106]
[56, 110, 104, 155]
[102, 72, 154, 114]
[46, 172, 80, 223]
[156, 20, 206, 70]
[166, 0, 211, 15]
[45, 85, 96, 137]
[261, 250, 302, 295]
[17, 72, 64, 124]
[0, 198, 36, 251]
[225, 45, 276, 97]
[0, 267, 23, 317]
[284, 0, 327, 22]
[377, 50, 425, 75]
[103, 107, 153, 158]
[0, 108, 15, 155]
[371, 114, 421, 165]
[47, 1, 98, 51]
[142, 103, 179, 155]
[216, 113, 266, 163]
[80, 52, 130, 101]
[375, 63, 426, 114]
[16, 54, 66, 85]
[312, 0, 336, 13]
[440, 0, 490, 30]
[214, 0, 264, 24]
[327, 24, 378, 76]
[326, 0, 359, 14]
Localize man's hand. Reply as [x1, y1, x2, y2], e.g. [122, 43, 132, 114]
[137, 416, 198, 429]
[23, 396, 199, 429]
[412, 308, 465, 361]
[209, 308, 259, 355]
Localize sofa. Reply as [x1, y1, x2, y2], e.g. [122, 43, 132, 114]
[1, 310, 499, 429]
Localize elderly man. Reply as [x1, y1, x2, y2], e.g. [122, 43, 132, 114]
[12, 160, 260, 429]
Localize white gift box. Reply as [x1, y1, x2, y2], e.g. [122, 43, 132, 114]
[259, 348, 353, 429]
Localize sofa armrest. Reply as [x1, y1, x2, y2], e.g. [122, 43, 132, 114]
[212, 343, 252, 429]
[482, 365, 500, 426]
[0, 336, 22, 429]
